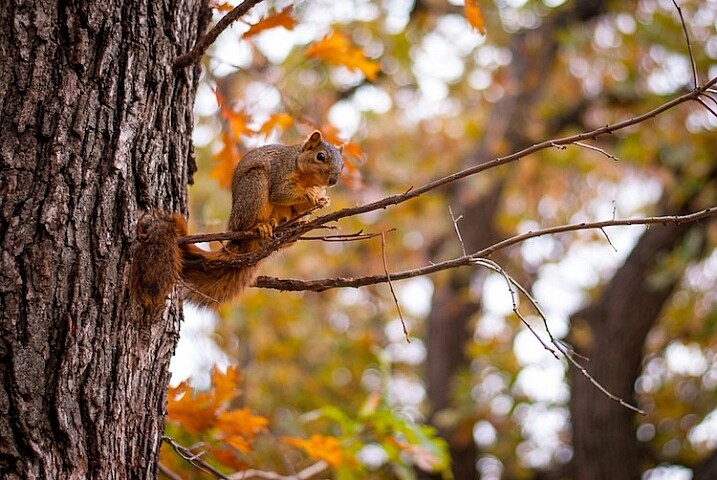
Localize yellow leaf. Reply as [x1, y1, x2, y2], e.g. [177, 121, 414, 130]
[281, 435, 344, 467]
[259, 113, 294, 137]
[306, 32, 380, 81]
[244, 6, 297, 38]
[465, 0, 486, 35]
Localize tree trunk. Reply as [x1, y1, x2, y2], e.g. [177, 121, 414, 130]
[568, 191, 711, 479]
[0, 0, 207, 478]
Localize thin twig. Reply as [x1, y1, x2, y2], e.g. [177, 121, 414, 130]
[504, 274, 646, 415]
[473, 258, 559, 359]
[174, 0, 265, 70]
[230, 461, 329, 480]
[381, 231, 410, 343]
[671, 0, 698, 89]
[449, 206, 467, 257]
[599, 227, 617, 252]
[574, 141, 619, 161]
[162, 436, 231, 480]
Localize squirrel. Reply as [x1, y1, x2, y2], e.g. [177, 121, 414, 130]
[131, 131, 344, 311]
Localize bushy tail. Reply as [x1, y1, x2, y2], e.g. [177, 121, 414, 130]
[180, 241, 259, 309]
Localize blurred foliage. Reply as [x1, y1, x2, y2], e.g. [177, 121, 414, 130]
[166, 0, 717, 478]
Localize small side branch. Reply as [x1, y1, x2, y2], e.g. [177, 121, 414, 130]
[174, 0, 265, 70]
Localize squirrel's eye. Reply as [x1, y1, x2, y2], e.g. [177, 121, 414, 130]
[316, 152, 326, 162]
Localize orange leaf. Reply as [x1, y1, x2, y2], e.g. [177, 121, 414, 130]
[244, 6, 297, 38]
[210, 446, 249, 472]
[166, 366, 243, 433]
[306, 32, 380, 81]
[166, 383, 216, 434]
[216, 408, 269, 439]
[223, 434, 253, 454]
[281, 435, 344, 467]
[210, 131, 242, 189]
[209, 1, 235, 13]
[465, 0, 486, 35]
[215, 89, 251, 139]
[212, 365, 242, 405]
[259, 113, 294, 137]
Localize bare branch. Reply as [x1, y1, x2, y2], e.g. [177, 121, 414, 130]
[162, 436, 231, 480]
[230, 461, 329, 480]
[574, 141, 619, 161]
[253, 207, 717, 292]
[174, 0, 265, 70]
[671, 0, 698, 88]
[381, 231, 410, 342]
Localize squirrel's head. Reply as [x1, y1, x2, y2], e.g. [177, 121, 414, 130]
[298, 131, 344, 187]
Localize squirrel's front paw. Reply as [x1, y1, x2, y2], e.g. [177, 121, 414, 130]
[304, 187, 328, 207]
[256, 222, 274, 239]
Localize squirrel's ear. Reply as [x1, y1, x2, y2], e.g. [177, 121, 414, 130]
[303, 131, 323, 150]
[339, 145, 344, 153]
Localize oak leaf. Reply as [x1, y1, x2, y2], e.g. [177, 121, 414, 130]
[210, 131, 242, 189]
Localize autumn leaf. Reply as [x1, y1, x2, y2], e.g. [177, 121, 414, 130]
[259, 113, 294, 137]
[244, 6, 297, 38]
[166, 366, 242, 433]
[212, 365, 242, 405]
[281, 435, 344, 466]
[216, 408, 269, 440]
[209, 0, 235, 13]
[210, 131, 242, 189]
[465, 0, 486, 35]
[306, 31, 380, 81]
[215, 89, 251, 139]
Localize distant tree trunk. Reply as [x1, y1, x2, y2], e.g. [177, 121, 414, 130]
[422, 2, 606, 478]
[0, 0, 207, 478]
[568, 182, 713, 479]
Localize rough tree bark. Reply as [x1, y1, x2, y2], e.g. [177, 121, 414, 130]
[0, 0, 208, 478]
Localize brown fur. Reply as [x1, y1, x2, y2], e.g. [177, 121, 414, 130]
[130, 132, 344, 310]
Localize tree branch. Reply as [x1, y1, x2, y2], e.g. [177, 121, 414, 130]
[253, 207, 717, 292]
[178, 75, 717, 256]
[174, 0, 265, 70]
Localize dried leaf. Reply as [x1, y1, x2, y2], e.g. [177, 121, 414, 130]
[465, 0, 486, 35]
[306, 32, 380, 81]
[244, 6, 297, 38]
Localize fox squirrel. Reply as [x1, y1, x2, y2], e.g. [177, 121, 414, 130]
[131, 131, 344, 311]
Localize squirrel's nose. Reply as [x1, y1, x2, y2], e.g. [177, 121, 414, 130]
[328, 176, 339, 186]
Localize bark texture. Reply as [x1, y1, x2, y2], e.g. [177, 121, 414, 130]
[0, 0, 207, 478]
